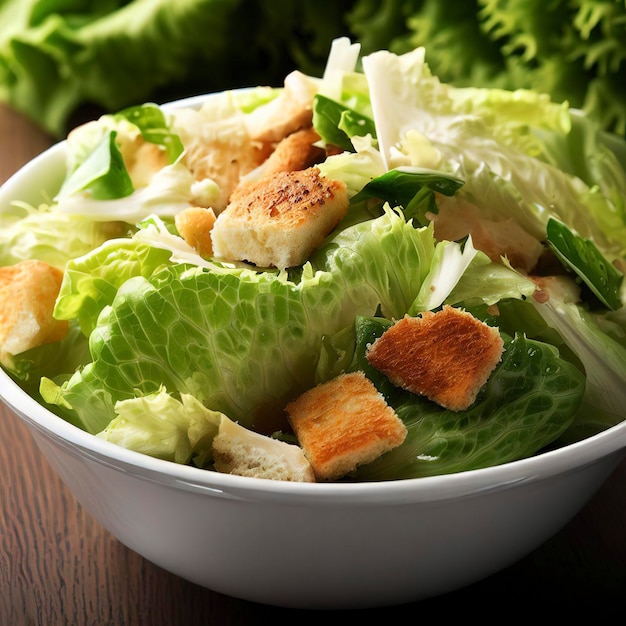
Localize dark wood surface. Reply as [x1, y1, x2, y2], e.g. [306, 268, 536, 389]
[1, 103, 626, 624]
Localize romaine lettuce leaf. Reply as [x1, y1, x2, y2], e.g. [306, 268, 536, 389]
[43, 206, 532, 435]
[546, 217, 624, 311]
[531, 288, 626, 440]
[360, 45, 626, 261]
[113, 103, 184, 163]
[56, 161, 196, 223]
[44, 264, 339, 435]
[0, 0, 261, 137]
[58, 103, 184, 201]
[0, 205, 126, 269]
[54, 238, 173, 335]
[346, 316, 585, 480]
[59, 129, 134, 200]
[312, 93, 377, 152]
[97, 388, 222, 467]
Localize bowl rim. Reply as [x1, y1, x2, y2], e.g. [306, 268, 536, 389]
[2, 361, 625, 504]
[1, 91, 625, 504]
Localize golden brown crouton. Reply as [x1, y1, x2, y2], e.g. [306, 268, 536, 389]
[286, 371, 407, 481]
[0, 260, 68, 363]
[212, 415, 316, 482]
[174, 206, 217, 257]
[211, 167, 349, 269]
[124, 140, 170, 188]
[366, 306, 504, 411]
[431, 195, 544, 272]
[171, 103, 272, 214]
[260, 127, 326, 177]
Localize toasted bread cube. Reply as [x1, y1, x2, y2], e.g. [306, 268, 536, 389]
[212, 415, 315, 482]
[366, 306, 504, 411]
[260, 127, 325, 177]
[286, 371, 407, 481]
[0, 260, 68, 362]
[171, 101, 272, 214]
[211, 167, 349, 269]
[125, 140, 170, 188]
[174, 206, 217, 257]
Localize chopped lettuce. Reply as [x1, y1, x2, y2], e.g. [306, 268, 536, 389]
[344, 316, 585, 480]
[97, 388, 222, 467]
[360, 45, 626, 261]
[3, 38, 625, 481]
[0, 205, 126, 270]
[531, 287, 626, 440]
[41, 206, 532, 436]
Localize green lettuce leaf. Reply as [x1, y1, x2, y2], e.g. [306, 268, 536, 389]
[56, 161, 196, 223]
[312, 93, 377, 152]
[346, 316, 585, 480]
[0, 0, 243, 136]
[54, 238, 173, 335]
[97, 388, 222, 467]
[44, 264, 339, 435]
[355, 0, 626, 136]
[0, 205, 126, 270]
[360, 45, 626, 261]
[546, 217, 624, 311]
[113, 103, 184, 162]
[531, 286, 626, 440]
[59, 130, 134, 200]
[43, 206, 531, 435]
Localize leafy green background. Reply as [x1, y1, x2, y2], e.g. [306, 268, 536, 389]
[1, 0, 625, 137]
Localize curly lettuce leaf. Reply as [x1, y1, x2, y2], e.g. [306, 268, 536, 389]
[53, 238, 173, 335]
[360, 44, 626, 260]
[0, 205, 126, 270]
[42, 206, 531, 435]
[364, 0, 626, 136]
[43, 264, 341, 435]
[97, 387, 222, 467]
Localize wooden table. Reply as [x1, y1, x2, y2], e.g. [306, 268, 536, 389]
[1, 102, 626, 623]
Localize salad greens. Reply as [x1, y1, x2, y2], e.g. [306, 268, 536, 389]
[0, 0, 355, 137]
[1, 38, 625, 481]
[2, 1, 624, 138]
[346, 316, 586, 480]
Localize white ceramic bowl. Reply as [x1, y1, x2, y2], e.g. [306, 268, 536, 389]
[2, 96, 626, 610]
